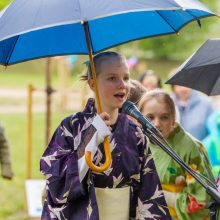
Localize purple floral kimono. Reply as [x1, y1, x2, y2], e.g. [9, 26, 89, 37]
[40, 99, 171, 220]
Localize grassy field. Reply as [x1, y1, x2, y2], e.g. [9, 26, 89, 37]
[0, 112, 74, 220]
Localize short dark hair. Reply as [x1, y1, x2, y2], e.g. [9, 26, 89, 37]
[127, 79, 146, 105]
[80, 51, 125, 80]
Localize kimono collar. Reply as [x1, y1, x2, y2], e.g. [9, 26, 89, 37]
[167, 122, 187, 142]
[82, 98, 97, 115]
[149, 123, 182, 146]
[83, 98, 121, 128]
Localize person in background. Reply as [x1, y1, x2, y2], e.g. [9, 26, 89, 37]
[171, 85, 214, 141]
[138, 70, 162, 91]
[40, 51, 171, 220]
[138, 89, 214, 220]
[127, 79, 147, 105]
[202, 111, 220, 178]
[0, 123, 13, 180]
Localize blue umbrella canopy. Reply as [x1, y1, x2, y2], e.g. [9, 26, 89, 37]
[0, 0, 216, 65]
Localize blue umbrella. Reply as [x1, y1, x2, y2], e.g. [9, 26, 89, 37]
[0, 0, 216, 171]
[0, 0, 216, 65]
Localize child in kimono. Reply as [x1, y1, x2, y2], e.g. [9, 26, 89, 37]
[40, 51, 171, 220]
[138, 89, 214, 220]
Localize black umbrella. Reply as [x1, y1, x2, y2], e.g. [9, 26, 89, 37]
[166, 38, 220, 96]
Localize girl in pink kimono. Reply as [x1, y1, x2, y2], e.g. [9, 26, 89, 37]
[40, 51, 171, 220]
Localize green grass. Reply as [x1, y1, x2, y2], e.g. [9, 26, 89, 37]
[0, 61, 46, 88]
[0, 111, 75, 220]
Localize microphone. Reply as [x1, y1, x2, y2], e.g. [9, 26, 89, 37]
[122, 100, 163, 138]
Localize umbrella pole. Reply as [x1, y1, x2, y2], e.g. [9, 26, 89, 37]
[83, 21, 111, 172]
[83, 22, 102, 112]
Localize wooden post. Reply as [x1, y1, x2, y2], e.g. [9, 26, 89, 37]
[45, 58, 52, 145]
[57, 57, 70, 111]
[26, 84, 34, 179]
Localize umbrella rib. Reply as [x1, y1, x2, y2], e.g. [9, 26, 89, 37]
[5, 35, 20, 66]
[156, 11, 178, 34]
[186, 10, 201, 28]
[210, 81, 218, 95]
[156, 11, 215, 35]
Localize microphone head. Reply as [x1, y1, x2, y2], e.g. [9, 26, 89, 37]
[122, 100, 135, 113]
[122, 100, 140, 118]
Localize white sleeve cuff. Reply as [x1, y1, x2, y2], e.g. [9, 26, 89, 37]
[85, 114, 111, 152]
[91, 114, 111, 142]
[78, 114, 111, 182]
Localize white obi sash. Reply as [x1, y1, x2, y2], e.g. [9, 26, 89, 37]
[95, 187, 130, 220]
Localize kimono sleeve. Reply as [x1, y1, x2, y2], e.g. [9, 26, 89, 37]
[175, 143, 212, 219]
[40, 114, 110, 206]
[135, 127, 171, 219]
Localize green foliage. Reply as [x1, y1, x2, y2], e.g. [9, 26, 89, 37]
[132, 0, 220, 61]
[138, 17, 218, 60]
[0, 0, 11, 10]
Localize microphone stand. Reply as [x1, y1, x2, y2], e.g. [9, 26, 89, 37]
[142, 127, 220, 220]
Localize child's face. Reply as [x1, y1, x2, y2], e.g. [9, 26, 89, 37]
[142, 75, 159, 91]
[96, 57, 130, 112]
[141, 99, 175, 138]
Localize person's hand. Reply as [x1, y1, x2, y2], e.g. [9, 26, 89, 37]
[99, 112, 112, 131]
